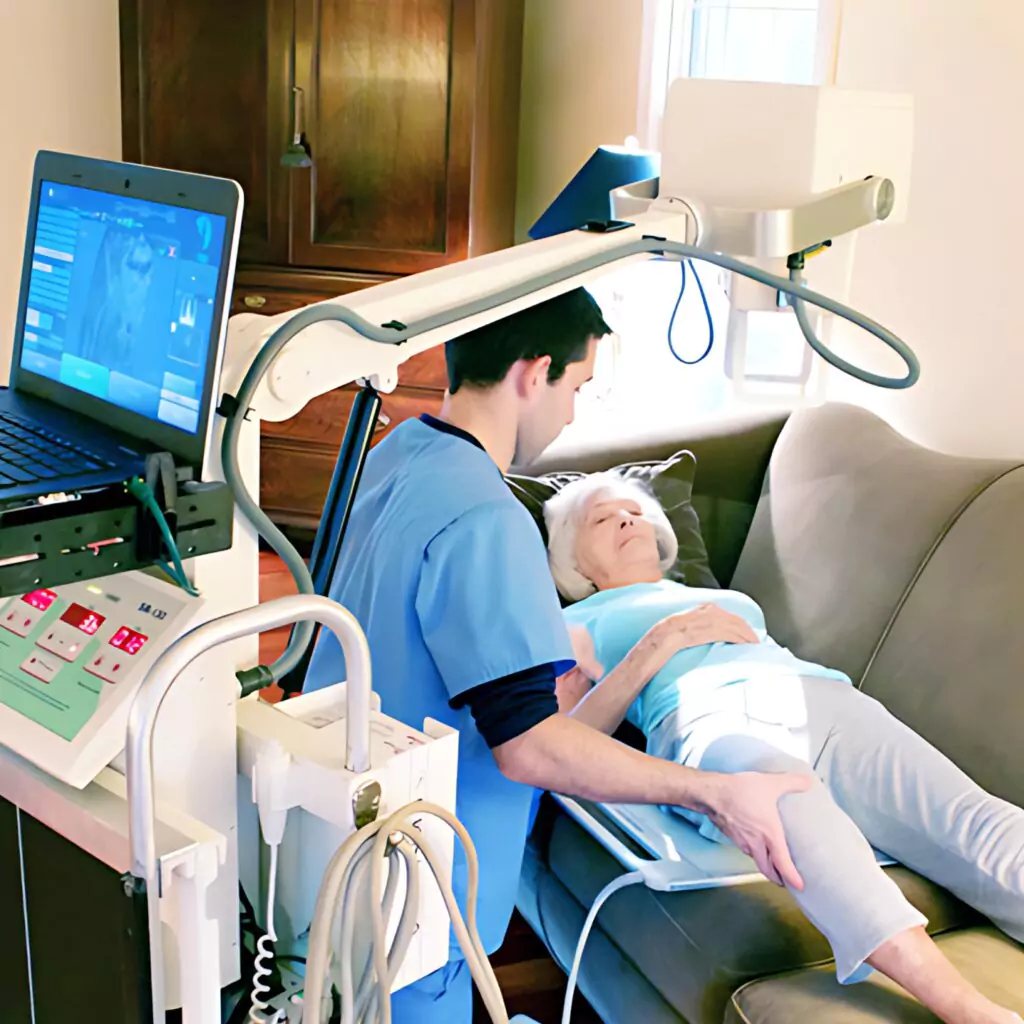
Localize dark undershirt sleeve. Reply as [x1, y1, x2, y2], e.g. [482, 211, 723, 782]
[449, 663, 559, 749]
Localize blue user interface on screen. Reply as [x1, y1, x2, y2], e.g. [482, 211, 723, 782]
[19, 180, 227, 435]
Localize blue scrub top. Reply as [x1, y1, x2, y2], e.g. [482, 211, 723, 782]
[305, 417, 574, 956]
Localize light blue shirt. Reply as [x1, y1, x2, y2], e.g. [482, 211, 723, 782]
[564, 579, 850, 736]
[305, 418, 574, 956]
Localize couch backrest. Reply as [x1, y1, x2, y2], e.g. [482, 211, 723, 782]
[731, 403, 1024, 803]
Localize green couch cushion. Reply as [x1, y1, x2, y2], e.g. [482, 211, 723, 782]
[725, 927, 1024, 1023]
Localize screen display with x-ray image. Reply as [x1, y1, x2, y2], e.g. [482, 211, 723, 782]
[19, 180, 227, 435]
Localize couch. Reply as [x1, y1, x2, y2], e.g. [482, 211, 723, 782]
[515, 402, 1024, 1022]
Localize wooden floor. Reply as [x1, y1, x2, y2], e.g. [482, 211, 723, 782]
[258, 553, 602, 1022]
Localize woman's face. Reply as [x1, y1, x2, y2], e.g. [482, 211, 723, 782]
[574, 488, 664, 591]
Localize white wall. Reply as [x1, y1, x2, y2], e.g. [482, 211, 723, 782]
[515, 0, 645, 241]
[0, 0, 122, 379]
[825, 0, 1024, 458]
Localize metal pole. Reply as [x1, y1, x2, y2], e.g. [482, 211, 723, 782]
[125, 594, 373, 1023]
[279, 385, 382, 696]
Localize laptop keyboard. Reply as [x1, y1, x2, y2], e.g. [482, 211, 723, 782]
[0, 413, 116, 490]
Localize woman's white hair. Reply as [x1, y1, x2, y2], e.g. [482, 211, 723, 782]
[543, 472, 678, 602]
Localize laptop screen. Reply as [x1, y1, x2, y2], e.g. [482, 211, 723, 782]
[18, 180, 228, 436]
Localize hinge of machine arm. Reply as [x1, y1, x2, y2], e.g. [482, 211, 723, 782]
[216, 393, 252, 421]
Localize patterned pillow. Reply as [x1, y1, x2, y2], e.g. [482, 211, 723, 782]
[506, 449, 719, 597]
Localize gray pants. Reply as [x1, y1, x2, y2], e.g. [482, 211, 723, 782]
[646, 676, 1024, 983]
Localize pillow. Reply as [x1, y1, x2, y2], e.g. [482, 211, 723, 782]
[506, 449, 720, 596]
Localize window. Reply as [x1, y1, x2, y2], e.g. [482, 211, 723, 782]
[686, 0, 820, 85]
[558, 0, 831, 451]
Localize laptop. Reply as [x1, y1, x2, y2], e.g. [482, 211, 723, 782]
[0, 150, 242, 508]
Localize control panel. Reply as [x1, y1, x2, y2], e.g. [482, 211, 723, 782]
[0, 571, 203, 788]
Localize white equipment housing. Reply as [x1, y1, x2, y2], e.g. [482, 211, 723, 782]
[237, 683, 459, 991]
[0, 570, 239, 1010]
[660, 79, 913, 223]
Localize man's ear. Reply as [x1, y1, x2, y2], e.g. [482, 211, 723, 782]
[515, 355, 552, 398]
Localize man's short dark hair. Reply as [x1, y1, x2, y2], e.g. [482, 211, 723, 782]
[445, 287, 610, 394]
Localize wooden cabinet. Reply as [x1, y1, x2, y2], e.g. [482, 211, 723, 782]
[290, 0, 475, 274]
[119, 0, 524, 530]
[119, 0, 295, 267]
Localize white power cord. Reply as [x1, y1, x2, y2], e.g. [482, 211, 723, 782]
[303, 800, 510, 1024]
[559, 871, 645, 1024]
[250, 842, 287, 1024]
[559, 857, 707, 1024]
[250, 743, 291, 1024]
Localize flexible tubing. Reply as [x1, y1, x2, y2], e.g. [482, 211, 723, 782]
[303, 801, 508, 1024]
[788, 266, 919, 388]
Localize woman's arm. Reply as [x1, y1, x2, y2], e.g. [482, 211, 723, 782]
[564, 604, 759, 734]
[565, 631, 664, 732]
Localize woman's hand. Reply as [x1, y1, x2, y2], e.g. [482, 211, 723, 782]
[568, 625, 605, 680]
[555, 626, 605, 714]
[647, 603, 759, 662]
[555, 666, 594, 713]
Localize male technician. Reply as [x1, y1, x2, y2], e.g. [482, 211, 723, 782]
[305, 287, 809, 1022]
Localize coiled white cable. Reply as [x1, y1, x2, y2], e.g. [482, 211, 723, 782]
[250, 843, 287, 1024]
[303, 800, 510, 1024]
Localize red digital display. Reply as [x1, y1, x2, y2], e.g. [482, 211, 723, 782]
[60, 603, 105, 635]
[21, 589, 57, 611]
[109, 626, 148, 656]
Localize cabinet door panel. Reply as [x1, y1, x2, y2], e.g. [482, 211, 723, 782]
[290, 0, 474, 273]
[120, 0, 292, 265]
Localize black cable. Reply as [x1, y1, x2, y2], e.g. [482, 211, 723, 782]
[239, 882, 258, 927]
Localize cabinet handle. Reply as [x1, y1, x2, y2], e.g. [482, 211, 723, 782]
[282, 87, 313, 168]
[374, 414, 392, 433]
[243, 294, 267, 309]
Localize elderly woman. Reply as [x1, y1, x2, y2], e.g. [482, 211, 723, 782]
[543, 472, 1024, 1024]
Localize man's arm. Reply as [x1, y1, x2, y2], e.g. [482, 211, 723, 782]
[492, 713, 809, 890]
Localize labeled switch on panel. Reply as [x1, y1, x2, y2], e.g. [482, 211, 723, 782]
[84, 652, 129, 684]
[20, 652, 60, 684]
[36, 623, 89, 663]
[1, 604, 45, 638]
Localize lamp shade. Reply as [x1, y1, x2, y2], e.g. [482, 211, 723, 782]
[528, 145, 661, 240]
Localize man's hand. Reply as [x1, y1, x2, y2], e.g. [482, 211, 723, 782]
[648, 604, 759, 659]
[703, 771, 811, 890]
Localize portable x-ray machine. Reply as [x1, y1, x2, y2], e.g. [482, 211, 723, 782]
[0, 78, 914, 1023]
